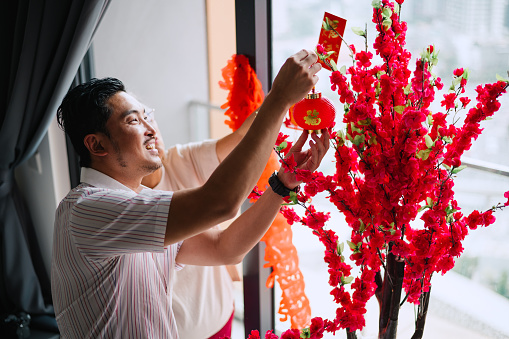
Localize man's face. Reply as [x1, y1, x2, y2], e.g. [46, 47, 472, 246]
[145, 112, 166, 160]
[103, 92, 162, 176]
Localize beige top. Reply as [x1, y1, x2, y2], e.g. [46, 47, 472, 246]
[155, 140, 235, 339]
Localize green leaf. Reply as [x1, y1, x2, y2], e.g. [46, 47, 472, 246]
[300, 328, 311, 338]
[452, 164, 467, 174]
[353, 134, 365, 147]
[372, 0, 381, 9]
[394, 105, 405, 114]
[337, 241, 345, 255]
[340, 65, 347, 75]
[427, 114, 434, 125]
[404, 83, 412, 95]
[359, 219, 366, 233]
[382, 7, 393, 18]
[329, 59, 338, 72]
[341, 276, 354, 284]
[463, 68, 470, 80]
[496, 73, 508, 82]
[358, 118, 372, 126]
[416, 149, 431, 160]
[442, 163, 451, 171]
[276, 141, 288, 152]
[443, 136, 452, 144]
[347, 240, 356, 250]
[383, 18, 392, 28]
[325, 51, 335, 58]
[424, 134, 434, 148]
[352, 27, 366, 36]
[350, 122, 362, 133]
[426, 197, 433, 206]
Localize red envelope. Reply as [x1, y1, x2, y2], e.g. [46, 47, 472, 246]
[317, 12, 347, 71]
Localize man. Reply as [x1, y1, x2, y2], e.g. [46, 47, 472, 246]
[52, 50, 328, 338]
[140, 111, 256, 338]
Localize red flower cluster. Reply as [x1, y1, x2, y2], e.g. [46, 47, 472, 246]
[262, 0, 509, 336]
[245, 317, 325, 339]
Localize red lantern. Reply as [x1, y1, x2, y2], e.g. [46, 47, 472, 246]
[291, 90, 336, 133]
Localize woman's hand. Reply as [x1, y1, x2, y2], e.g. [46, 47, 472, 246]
[278, 129, 330, 189]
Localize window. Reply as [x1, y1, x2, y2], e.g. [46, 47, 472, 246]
[272, 0, 509, 337]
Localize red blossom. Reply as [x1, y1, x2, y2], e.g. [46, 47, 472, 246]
[281, 329, 300, 339]
[302, 208, 330, 230]
[248, 330, 260, 339]
[441, 93, 456, 110]
[459, 97, 471, 107]
[310, 317, 325, 339]
[276, 132, 290, 147]
[505, 191, 509, 206]
[435, 77, 444, 90]
[281, 154, 297, 172]
[248, 187, 263, 201]
[453, 68, 464, 77]
[264, 330, 279, 339]
[355, 51, 374, 68]
[280, 206, 301, 225]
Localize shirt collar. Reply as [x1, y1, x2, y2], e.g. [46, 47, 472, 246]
[80, 167, 141, 192]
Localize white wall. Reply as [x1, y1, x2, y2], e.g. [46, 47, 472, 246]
[92, 0, 209, 146]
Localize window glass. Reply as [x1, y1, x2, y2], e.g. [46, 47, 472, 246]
[272, 0, 509, 337]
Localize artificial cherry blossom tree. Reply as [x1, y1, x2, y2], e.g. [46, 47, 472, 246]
[247, 1, 509, 338]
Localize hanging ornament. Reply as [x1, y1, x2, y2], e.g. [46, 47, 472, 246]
[291, 88, 336, 133]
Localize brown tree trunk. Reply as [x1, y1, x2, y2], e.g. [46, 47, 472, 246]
[346, 328, 358, 339]
[378, 247, 405, 339]
[411, 288, 431, 339]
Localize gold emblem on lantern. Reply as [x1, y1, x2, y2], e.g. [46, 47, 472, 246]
[304, 110, 322, 126]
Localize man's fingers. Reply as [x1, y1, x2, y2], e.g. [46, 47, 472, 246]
[296, 49, 317, 63]
[309, 62, 322, 75]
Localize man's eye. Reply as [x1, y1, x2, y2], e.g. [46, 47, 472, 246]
[128, 118, 139, 124]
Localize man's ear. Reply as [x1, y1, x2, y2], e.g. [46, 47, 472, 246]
[83, 134, 108, 157]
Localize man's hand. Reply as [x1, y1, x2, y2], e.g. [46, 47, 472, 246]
[267, 50, 322, 112]
[278, 129, 330, 189]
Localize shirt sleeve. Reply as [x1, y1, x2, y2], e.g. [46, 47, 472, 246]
[69, 186, 172, 259]
[160, 140, 219, 190]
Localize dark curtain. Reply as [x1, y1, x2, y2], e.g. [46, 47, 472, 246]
[0, 0, 111, 331]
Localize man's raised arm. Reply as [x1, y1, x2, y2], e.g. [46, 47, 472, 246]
[165, 49, 321, 245]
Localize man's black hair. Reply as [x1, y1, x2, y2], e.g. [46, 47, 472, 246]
[57, 77, 125, 167]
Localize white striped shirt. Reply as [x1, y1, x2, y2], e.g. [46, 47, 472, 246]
[51, 167, 182, 338]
